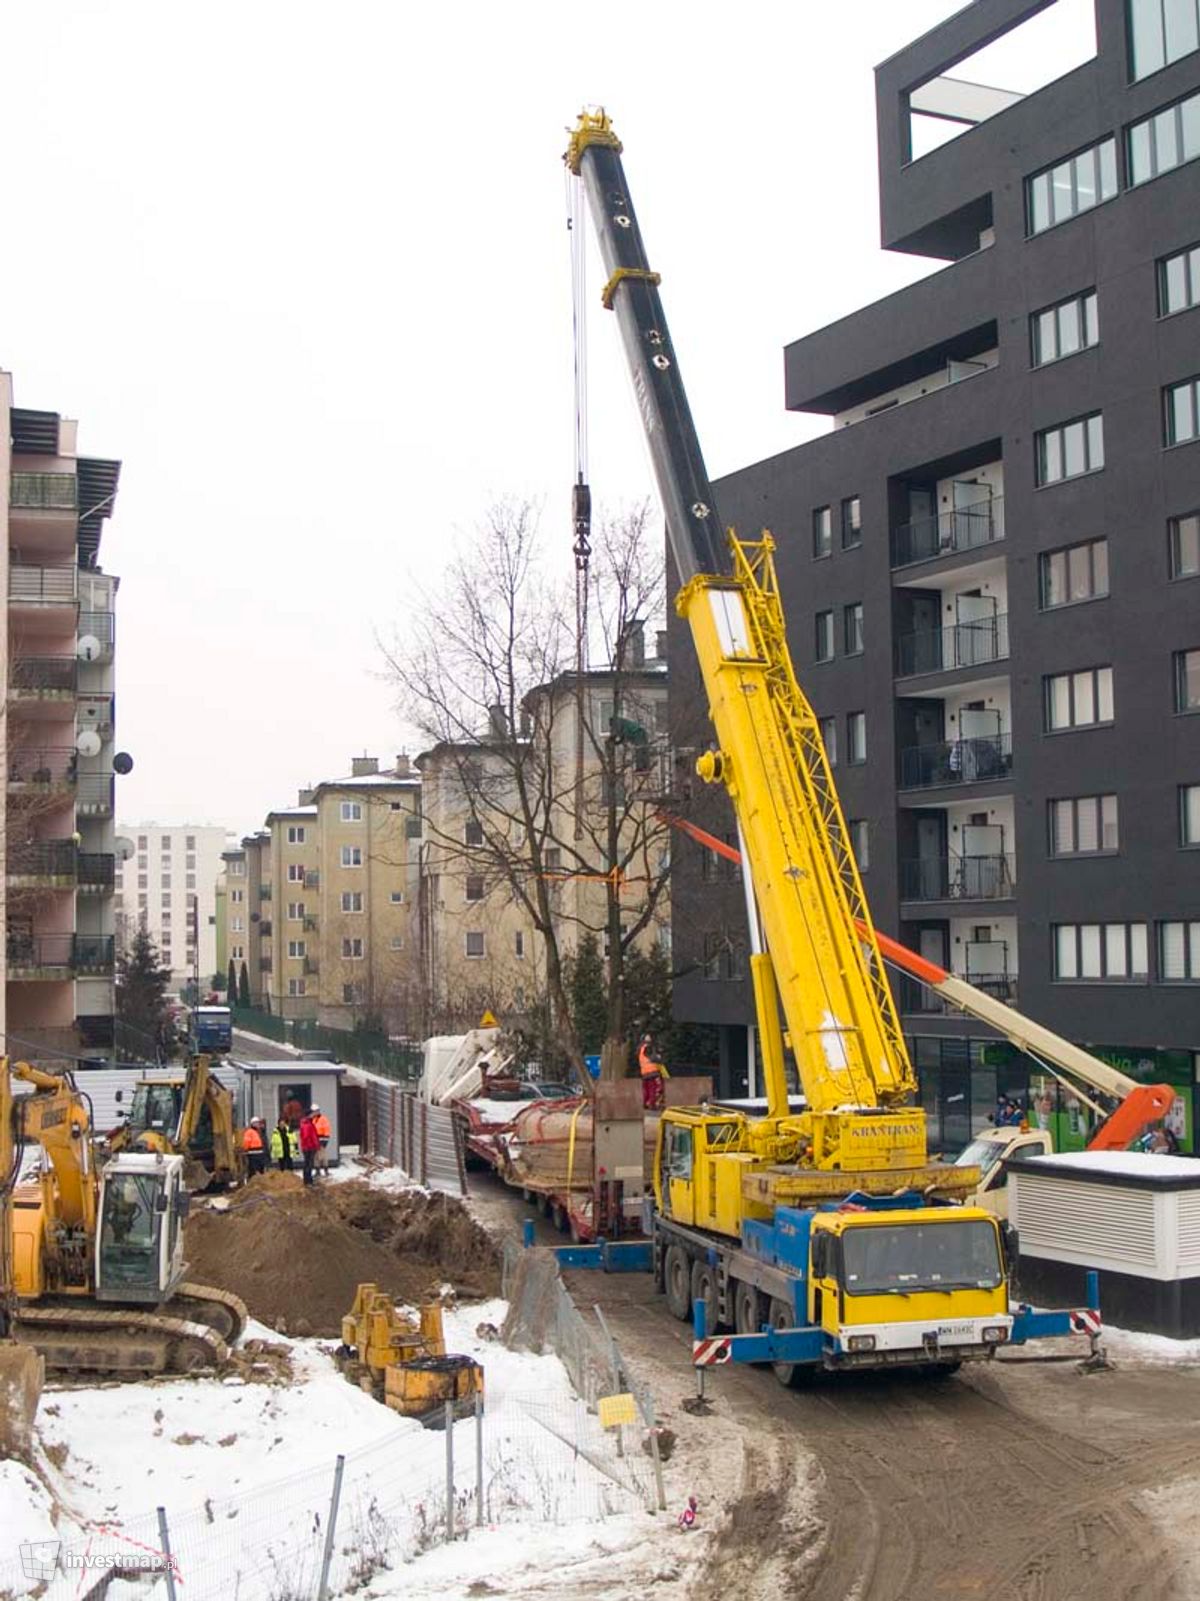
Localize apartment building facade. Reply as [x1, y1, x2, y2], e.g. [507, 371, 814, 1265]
[670, 0, 1200, 1150]
[4, 378, 121, 1066]
[114, 823, 231, 990]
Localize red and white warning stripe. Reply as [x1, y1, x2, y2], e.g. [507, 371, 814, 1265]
[1069, 1309, 1102, 1337]
[692, 1336, 732, 1367]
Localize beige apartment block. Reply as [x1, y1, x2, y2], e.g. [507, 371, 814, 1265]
[4, 378, 121, 1066]
[238, 832, 269, 1004]
[262, 802, 320, 1019]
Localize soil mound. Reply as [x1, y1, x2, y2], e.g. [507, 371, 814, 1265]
[184, 1180, 500, 1338]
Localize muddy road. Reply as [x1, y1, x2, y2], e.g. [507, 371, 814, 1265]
[469, 1171, 1200, 1601]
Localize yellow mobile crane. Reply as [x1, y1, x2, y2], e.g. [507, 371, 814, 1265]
[555, 111, 1102, 1380]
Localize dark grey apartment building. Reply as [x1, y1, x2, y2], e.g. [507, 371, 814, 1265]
[670, 0, 1200, 1153]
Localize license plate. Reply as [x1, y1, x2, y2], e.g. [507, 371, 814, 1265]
[933, 1322, 975, 1339]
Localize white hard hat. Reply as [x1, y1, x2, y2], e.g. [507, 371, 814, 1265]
[310, 1104, 320, 1113]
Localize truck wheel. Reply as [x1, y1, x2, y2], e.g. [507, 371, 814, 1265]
[768, 1297, 806, 1389]
[691, 1260, 720, 1333]
[663, 1246, 692, 1321]
[734, 1282, 766, 1348]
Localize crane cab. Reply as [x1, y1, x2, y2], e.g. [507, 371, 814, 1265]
[94, 1153, 191, 1305]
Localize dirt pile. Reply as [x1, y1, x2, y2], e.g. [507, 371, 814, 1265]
[183, 1178, 501, 1338]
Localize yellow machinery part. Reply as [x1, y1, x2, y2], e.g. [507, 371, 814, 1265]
[341, 1283, 446, 1384]
[384, 1354, 484, 1421]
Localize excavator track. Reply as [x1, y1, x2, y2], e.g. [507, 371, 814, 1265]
[174, 1282, 249, 1343]
[12, 1304, 230, 1377]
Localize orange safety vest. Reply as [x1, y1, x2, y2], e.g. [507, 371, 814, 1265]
[242, 1126, 264, 1152]
[638, 1040, 668, 1079]
[313, 1114, 331, 1139]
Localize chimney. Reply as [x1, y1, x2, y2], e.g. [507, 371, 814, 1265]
[351, 755, 379, 778]
[655, 629, 668, 662]
[487, 704, 508, 741]
[298, 787, 316, 806]
[629, 621, 645, 667]
[395, 752, 411, 777]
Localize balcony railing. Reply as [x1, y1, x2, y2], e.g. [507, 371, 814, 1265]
[7, 747, 76, 785]
[303, 915, 318, 932]
[9, 656, 78, 694]
[305, 871, 320, 889]
[303, 956, 320, 975]
[258, 920, 273, 937]
[259, 884, 272, 901]
[78, 610, 115, 655]
[897, 970, 1018, 1012]
[8, 840, 77, 881]
[259, 956, 272, 972]
[10, 472, 77, 511]
[76, 773, 115, 814]
[895, 613, 1009, 678]
[891, 495, 1004, 569]
[74, 935, 116, 974]
[899, 733, 1012, 790]
[6, 933, 114, 975]
[9, 565, 78, 604]
[900, 852, 1016, 902]
[77, 852, 115, 888]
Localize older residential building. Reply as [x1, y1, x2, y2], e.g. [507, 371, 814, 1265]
[114, 822, 232, 991]
[4, 377, 121, 1066]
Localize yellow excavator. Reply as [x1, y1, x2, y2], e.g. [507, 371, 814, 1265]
[109, 1055, 244, 1191]
[1, 1056, 247, 1380]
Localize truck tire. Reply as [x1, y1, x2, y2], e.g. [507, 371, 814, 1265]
[768, 1297, 807, 1389]
[691, 1260, 720, 1333]
[664, 1245, 692, 1321]
[734, 1281, 766, 1348]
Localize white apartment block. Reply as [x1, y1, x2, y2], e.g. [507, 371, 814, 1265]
[114, 822, 233, 990]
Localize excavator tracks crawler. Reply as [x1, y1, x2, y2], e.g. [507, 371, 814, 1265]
[12, 1305, 230, 1377]
[173, 1283, 249, 1344]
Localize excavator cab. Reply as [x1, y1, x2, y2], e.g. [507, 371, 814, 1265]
[126, 1082, 183, 1140]
[94, 1153, 190, 1305]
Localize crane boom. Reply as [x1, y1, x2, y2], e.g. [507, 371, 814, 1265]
[569, 110, 922, 1175]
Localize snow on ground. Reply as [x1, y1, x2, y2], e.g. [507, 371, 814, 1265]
[1103, 1324, 1200, 1364]
[323, 1152, 429, 1193]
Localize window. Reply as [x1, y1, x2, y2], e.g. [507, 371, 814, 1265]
[1181, 784, 1200, 844]
[186, 854, 196, 870]
[702, 930, 746, 981]
[138, 893, 147, 907]
[186, 874, 196, 890]
[340, 801, 363, 822]
[815, 610, 834, 662]
[1036, 413, 1104, 484]
[515, 931, 525, 959]
[161, 892, 172, 907]
[1158, 920, 1200, 980]
[1129, 0, 1200, 79]
[819, 716, 838, 766]
[161, 911, 172, 925]
[287, 940, 306, 959]
[841, 496, 862, 549]
[1170, 511, 1200, 577]
[847, 711, 866, 764]
[1031, 290, 1099, 365]
[843, 602, 864, 655]
[287, 826, 306, 844]
[812, 505, 832, 559]
[1159, 242, 1200, 315]
[185, 835, 195, 849]
[162, 874, 172, 889]
[161, 836, 172, 850]
[341, 891, 364, 912]
[288, 978, 307, 997]
[390, 890, 405, 904]
[229, 860, 245, 877]
[1026, 138, 1117, 233]
[138, 874, 147, 889]
[465, 820, 484, 847]
[342, 983, 360, 1004]
[288, 863, 305, 882]
[1049, 794, 1119, 855]
[342, 937, 364, 959]
[287, 901, 304, 920]
[231, 945, 243, 960]
[465, 875, 485, 902]
[465, 931, 485, 958]
[1039, 539, 1109, 607]
[1128, 88, 1200, 185]
[390, 935, 404, 951]
[341, 845, 363, 867]
[848, 819, 869, 871]
[230, 917, 244, 933]
[137, 835, 147, 849]
[1165, 376, 1200, 444]
[1175, 648, 1200, 710]
[1045, 666, 1114, 729]
[1053, 922, 1148, 980]
[137, 855, 147, 870]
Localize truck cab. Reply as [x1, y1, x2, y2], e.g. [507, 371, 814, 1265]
[954, 1126, 1054, 1218]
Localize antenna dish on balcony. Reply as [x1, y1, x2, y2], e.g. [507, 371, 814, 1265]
[77, 634, 102, 662]
[114, 836, 136, 861]
[76, 729, 102, 757]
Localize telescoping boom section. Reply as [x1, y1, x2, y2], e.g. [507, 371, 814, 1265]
[567, 111, 954, 1192]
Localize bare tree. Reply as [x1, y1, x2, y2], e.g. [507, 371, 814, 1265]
[385, 499, 673, 1084]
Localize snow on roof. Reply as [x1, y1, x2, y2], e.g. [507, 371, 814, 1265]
[317, 773, 420, 789]
[1022, 1151, 1200, 1180]
[266, 805, 318, 819]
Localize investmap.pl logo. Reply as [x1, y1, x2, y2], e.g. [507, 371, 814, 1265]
[20, 1538, 178, 1581]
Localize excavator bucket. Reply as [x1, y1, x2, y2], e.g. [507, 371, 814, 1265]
[0, 1344, 44, 1459]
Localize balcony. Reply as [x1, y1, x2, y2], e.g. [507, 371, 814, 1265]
[9, 656, 77, 700]
[899, 733, 1012, 791]
[77, 852, 116, 891]
[891, 495, 1004, 569]
[258, 920, 273, 937]
[303, 915, 318, 932]
[9, 565, 78, 606]
[6, 932, 114, 978]
[259, 883, 272, 901]
[10, 473, 77, 512]
[304, 870, 320, 889]
[76, 773, 115, 816]
[73, 935, 115, 975]
[8, 840, 77, 886]
[8, 746, 76, 790]
[897, 970, 1018, 1012]
[895, 613, 1009, 679]
[900, 852, 1015, 902]
[259, 956, 272, 972]
[303, 956, 320, 975]
[78, 610, 115, 661]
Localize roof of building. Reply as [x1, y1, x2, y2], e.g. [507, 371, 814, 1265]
[315, 773, 420, 791]
[265, 806, 318, 821]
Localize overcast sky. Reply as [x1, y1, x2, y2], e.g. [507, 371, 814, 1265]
[0, 0, 1092, 837]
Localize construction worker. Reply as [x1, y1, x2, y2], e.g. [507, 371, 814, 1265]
[638, 1034, 669, 1111]
[271, 1116, 294, 1173]
[298, 1109, 321, 1187]
[242, 1118, 267, 1179]
[311, 1104, 332, 1174]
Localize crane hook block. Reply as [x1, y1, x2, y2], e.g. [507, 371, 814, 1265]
[696, 750, 726, 785]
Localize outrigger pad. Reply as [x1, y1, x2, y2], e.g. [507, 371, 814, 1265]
[0, 1345, 44, 1460]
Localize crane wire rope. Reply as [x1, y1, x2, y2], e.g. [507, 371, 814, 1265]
[566, 164, 592, 838]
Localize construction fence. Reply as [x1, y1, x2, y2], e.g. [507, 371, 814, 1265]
[358, 1073, 468, 1196]
[230, 1007, 422, 1083]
